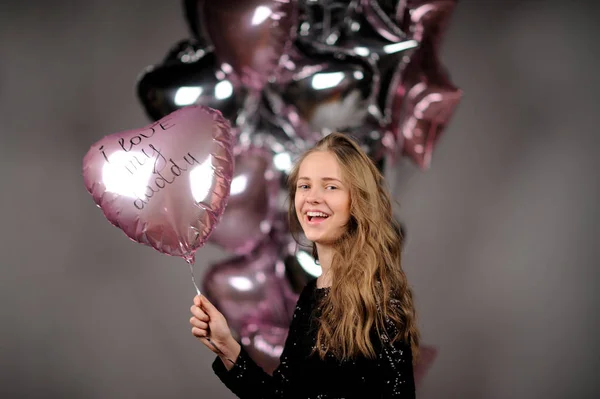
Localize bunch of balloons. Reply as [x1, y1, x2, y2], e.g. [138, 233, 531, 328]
[83, 0, 461, 383]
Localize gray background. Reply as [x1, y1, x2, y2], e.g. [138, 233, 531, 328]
[1, 0, 599, 398]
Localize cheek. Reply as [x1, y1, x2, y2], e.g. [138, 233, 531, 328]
[332, 196, 351, 223]
[337, 195, 351, 216]
[294, 194, 303, 218]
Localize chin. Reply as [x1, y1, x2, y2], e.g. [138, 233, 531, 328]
[306, 233, 338, 246]
[300, 223, 345, 245]
[301, 231, 322, 243]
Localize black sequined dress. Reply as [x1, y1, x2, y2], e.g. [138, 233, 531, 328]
[213, 278, 415, 398]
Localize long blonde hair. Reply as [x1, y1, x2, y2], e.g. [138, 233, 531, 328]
[287, 133, 419, 363]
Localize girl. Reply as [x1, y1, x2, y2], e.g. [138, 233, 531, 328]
[190, 133, 419, 398]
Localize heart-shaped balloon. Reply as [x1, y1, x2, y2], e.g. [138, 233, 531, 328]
[183, 0, 208, 43]
[83, 105, 234, 261]
[202, 237, 293, 335]
[137, 40, 248, 124]
[208, 146, 280, 254]
[239, 321, 289, 375]
[201, 0, 299, 90]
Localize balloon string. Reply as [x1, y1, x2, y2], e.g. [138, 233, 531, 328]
[188, 260, 202, 296]
[187, 259, 235, 365]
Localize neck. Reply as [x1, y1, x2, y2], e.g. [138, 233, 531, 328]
[315, 243, 334, 288]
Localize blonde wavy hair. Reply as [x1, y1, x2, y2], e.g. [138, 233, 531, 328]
[287, 133, 420, 363]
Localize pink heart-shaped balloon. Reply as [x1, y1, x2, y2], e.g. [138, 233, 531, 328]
[202, 0, 298, 90]
[83, 105, 234, 261]
[240, 321, 289, 375]
[208, 146, 280, 255]
[201, 238, 293, 334]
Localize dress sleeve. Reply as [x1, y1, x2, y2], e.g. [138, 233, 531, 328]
[376, 303, 416, 398]
[211, 297, 305, 398]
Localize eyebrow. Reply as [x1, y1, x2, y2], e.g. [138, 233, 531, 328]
[297, 176, 343, 183]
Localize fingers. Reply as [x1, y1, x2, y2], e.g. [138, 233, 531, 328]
[190, 296, 224, 351]
[191, 326, 208, 338]
[199, 295, 219, 316]
[190, 304, 210, 322]
[189, 316, 208, 330]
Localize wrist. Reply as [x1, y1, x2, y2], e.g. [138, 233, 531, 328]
[220, 335, 241, 363]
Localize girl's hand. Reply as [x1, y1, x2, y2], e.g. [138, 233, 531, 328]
[190, 295, 240, 367]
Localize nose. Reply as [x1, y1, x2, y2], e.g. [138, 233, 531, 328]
[305, 187, 322, 204]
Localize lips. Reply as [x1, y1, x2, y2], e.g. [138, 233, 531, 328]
[305, 210, 330, 224]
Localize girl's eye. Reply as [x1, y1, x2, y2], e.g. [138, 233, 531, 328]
[326, 186, 337, 190]
[298, 184, 309, 189]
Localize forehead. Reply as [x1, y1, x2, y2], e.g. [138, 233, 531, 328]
[297, 151, 342, 179]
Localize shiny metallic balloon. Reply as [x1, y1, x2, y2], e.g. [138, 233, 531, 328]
[201, 237, 294, 336]
[361, 0, 407, 42]
[82, 106, 234, 262]
[267, 52, 376, 135]
[296, 0, 352, 45]
[202, 0, 299, 90]
[384, 0, 462, 168]
[299, 15, 418, 124]
[235, 107, 310, 178]
[208, 146, 281, 255]
[239, 321, 290, 375]
[388, 65, 462, 169]
[136, 40, 248, 124]
[182, 0, 209, 44]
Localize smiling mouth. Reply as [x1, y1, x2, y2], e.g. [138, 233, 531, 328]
[306, 212, 330, 222]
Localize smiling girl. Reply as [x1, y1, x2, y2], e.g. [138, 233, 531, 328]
[190, 133, 419, 398]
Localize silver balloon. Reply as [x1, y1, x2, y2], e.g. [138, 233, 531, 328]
[267, 54, 376, 135]
[236, 106, 310, 176]
[361, 0, 407, 42]
[136, 40, 255, 125]
[297, 0, 354, 45]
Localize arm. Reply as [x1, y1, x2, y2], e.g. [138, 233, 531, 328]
[212, 342, 294, 399]
[211, 302, 305, 399]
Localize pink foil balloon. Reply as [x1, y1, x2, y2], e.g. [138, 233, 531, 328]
[202, 0, 298, 90]
[208, 146, 280, 255]
[201, 238, 294, 337]
[82, 106, 234, 261]
[389, 71, 462, 169]
[240, 321, 290, 375]
[385, 0, 462, 168]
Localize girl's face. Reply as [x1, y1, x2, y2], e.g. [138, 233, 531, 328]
[294, 151, 351, 245]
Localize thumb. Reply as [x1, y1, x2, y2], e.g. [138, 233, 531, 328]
[200, 295, 219, 316]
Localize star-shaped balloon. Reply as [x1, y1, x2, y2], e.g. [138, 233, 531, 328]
[384, 0, 462, 168]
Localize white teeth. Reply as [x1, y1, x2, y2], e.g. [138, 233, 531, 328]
[307, 211, 329, 218]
